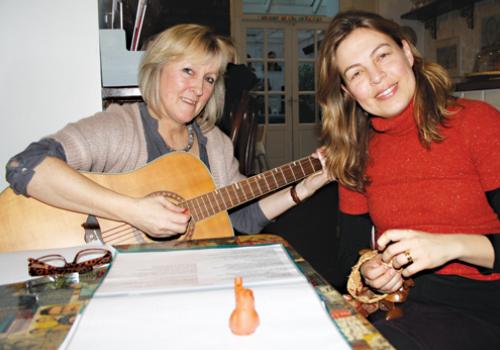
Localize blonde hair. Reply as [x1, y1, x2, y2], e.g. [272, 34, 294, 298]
[139, 24, 232, 130]
[219, 35, 239, 64]
[318, 11, 456, 192]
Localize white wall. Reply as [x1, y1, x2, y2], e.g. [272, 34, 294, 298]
[0, 0, 102, 190]
[376, 0, 425, 55]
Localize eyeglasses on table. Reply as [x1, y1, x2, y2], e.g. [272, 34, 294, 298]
[28, 248, 112, 277]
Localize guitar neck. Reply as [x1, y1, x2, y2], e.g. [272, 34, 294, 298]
[184, 156, 322, 222]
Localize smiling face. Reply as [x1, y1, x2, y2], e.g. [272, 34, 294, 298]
[157, 56, 220, 125]
[336, 28, 416, 118]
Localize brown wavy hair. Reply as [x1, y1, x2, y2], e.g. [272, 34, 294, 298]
[318, 10, 456, 192]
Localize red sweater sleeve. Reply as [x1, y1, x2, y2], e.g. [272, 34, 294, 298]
[458, 100, 500, 191]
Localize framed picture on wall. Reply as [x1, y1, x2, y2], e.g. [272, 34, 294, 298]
[481, 15, 500, 49]
[436, 37, 461, 78]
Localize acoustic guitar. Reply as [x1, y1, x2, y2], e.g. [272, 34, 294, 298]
[0, 152, 322, 252]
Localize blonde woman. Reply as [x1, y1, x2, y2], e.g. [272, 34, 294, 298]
[7, 24, 329, 240]
[318, 10, 500, 349]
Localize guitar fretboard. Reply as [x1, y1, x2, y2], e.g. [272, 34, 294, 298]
[182, 156, 322, 222]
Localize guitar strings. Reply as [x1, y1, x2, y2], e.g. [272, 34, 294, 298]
[94, 157, 320, 245]
[100, 223, 141, 244]
[184, 157, 320, 221]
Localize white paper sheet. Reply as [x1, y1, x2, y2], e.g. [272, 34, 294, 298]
[97, 244, 305, 296]
[64, 244, 350, 349]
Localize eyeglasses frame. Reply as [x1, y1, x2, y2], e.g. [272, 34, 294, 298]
[28, 248, 112, 277]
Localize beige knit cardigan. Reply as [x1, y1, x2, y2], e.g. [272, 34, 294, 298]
[50, 103, 246, 189]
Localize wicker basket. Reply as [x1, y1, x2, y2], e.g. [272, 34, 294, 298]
[347, 250, 388, 303]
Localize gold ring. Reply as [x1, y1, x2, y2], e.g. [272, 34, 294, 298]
[404, 250, 413, 264]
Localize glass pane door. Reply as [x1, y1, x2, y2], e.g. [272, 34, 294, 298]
[292, 27, 325, 159]
[246, 28, 287, 125]
[244, 24, 292, 170]
[241, 21, 327, 169]
[297, 29, 324, 124]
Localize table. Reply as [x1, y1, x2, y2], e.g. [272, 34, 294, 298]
[0, 234, 393, 349]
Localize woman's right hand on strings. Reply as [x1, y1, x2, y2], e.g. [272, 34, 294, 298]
[360, 253, 404, 294]
[129, 195, 191, 238]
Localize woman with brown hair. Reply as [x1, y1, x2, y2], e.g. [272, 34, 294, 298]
[318, 10, 500, 349]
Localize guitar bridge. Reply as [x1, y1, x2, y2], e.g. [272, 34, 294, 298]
[82, 215, 104, 244]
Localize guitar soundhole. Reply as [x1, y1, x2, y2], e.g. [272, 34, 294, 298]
[148, 191, 185, 206]
[81, 190, 195, 244]
[145, 223, 194, 242]
[143, 191, 194, 241]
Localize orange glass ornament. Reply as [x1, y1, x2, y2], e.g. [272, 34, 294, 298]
[229, 276, 260, 335]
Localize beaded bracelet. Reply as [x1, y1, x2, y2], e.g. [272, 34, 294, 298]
[290, 184, 301, 204]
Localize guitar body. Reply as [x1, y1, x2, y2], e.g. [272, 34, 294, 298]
[0, 153, 233, 252]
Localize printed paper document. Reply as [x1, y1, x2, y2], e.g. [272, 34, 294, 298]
[65, 244, 350, 349]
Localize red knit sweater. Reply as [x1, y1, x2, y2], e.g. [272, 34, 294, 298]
[339, 98, 500, 280]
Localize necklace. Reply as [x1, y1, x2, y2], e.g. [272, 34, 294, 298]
[177, 124, 194, 152]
